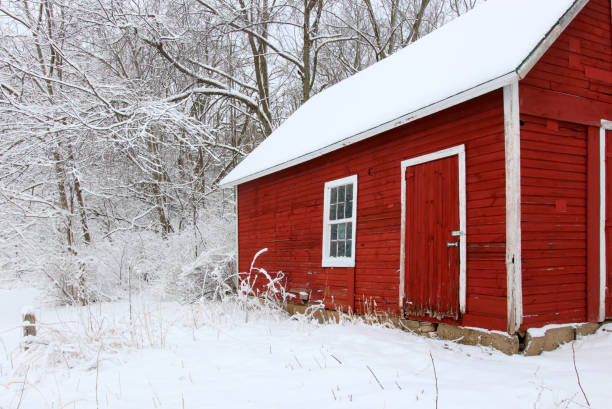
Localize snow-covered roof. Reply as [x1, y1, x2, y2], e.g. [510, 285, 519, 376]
[220, 0, 584, 188]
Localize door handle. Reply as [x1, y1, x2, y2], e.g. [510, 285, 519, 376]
[446, 241, 459, 247]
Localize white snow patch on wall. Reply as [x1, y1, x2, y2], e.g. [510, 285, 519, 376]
[526, 322, 584, 338]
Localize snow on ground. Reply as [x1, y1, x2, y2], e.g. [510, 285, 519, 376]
[0, 288, 42, 360]
[1, 289, 611, 409]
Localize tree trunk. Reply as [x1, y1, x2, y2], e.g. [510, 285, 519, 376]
[73, 170, 91, 244]
[53, 149, 74, 252]
[409, 0, 432, 43]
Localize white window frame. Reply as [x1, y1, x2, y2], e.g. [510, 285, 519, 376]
[322, 175, 358, 267]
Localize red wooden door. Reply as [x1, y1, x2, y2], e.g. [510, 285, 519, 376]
[404, 155, 460, 320]
[606, 129, 612, 318]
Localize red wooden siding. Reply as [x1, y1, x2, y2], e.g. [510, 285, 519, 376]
[239, 90, 508, 331]
[519, 116, 588, 327]
[520, 0, 612, 111]
[518, 0, 611, 327]
[238, 0, 611, 332]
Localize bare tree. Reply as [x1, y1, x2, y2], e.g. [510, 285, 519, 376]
[0, 0, 464, 300]
[448, 0, 478, 17]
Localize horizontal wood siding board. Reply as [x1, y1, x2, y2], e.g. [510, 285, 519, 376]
[517, 0, 611, 329]
[239, 90, 507, 330]
[520, 112, 588, 327]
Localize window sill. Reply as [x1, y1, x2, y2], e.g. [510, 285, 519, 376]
[322, 258, 355, 268]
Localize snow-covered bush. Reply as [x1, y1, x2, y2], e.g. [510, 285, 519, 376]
[0, 208, 236, 306]
[237, 248, 292, 310]
[12, 298, 172, 376]
[172, 250, 237, 303]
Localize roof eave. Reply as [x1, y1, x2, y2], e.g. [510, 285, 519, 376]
[220, 0, 588, 189]
[219, 71, 518, 188]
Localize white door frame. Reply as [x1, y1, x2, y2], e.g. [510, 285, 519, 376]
[601, 119, 612, 322]
[399, 144, 467, 314]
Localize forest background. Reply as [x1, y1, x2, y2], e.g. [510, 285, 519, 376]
[0, 0, 478, 302]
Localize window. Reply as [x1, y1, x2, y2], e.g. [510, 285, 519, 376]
[322, 175, 357, 267]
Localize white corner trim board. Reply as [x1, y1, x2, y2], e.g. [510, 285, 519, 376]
[504, 82, 523, 334]
[234, 186, 240, 288]
[601, 120, 612, 322]
[399, 145, 467, 314]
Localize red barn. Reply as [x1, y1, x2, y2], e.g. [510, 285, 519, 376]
[220, 0, 612, 336]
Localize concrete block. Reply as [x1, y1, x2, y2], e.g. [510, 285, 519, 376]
[391, 318, 437, 334]
[524, 326, 576, 356]
[389, 317, 418, 331]
[576, 323, 600, 337]
[437, 323, 519, 355]
[285, 303, 307, 316]
[418, 322, 437, 333]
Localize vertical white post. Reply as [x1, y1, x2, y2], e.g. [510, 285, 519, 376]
[399, 163, 406, 306]
[234, 185, 240, 289]
[601, 120, 612, 321]
[458, 149, 467, 314]
[504, 82, 523, 334]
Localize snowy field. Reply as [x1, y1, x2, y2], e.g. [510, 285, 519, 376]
[1, 287, 610, 409]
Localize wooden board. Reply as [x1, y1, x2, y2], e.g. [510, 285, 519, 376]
[517, 0, 611, 328]
[404, 155, 460, 320]
[238, 90, 508, 330]
[587, 126, 601, 322]
[519, 115, 588, 327]
[607, 129, 612, 318]
[238, 0, 611, 331]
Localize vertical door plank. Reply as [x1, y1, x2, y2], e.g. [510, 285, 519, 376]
[404, 155, 460, 320]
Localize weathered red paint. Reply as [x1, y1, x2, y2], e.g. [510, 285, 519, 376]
[238, 0, 611, 332]
[518, 0, 611, 328]
[239, 90, 507, 330]
[404, 156, 460, 320]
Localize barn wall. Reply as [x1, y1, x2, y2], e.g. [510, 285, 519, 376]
[238, 90, 508, 331]
[519, 0, 612, 328]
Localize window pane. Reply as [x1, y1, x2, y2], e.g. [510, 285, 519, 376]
[329, 204, 337, 221]
[337, 203, 345, 220]
[337, 241, 345, 257]
[330, 187, 337, 204]
[345, 200, 352, 219]
[346, 184, 353, 201]
[331, 224, 338, 240]
[330, 241, 337, 257]
[346, 222, 352, 239]
[338, 185, 345, 204]
[346, 240, 352, 257]
[338, 223, 346, 240]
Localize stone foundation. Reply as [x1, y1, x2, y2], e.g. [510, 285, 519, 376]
[523, 322, 602, 356]
[283, 303, 604, 356]
[436, 323, 519, 355]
